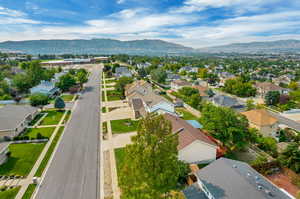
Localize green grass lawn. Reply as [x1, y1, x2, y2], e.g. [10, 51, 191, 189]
[102, 107, 106, 113]
[111, 119, 139, 134]
[29, 114, 44, 126]
[0, 143, 45, 176]
[61, 94, 74, 102]
[62, 110, 71, 124]
[105, 79, 116, 84]
[115, 148, 126, 181]
[0, 186, 21, 199]
[107, 90, 122, 101]
[35, 127, 65, 177]
[22, 184, 36, 199]
[102, 91, 105, 102]
[40, 110, 65, 125]
[22, 127, 55, 139]
[176, 108, 198, 120]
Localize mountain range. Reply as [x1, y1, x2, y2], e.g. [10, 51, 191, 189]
[0, 39, 300, 55]
[0, 39, 194, 55]
[198, 40, 300, 54]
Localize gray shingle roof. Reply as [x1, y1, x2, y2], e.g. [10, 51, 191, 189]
[195, 158, 292, 199]
[0, 105, 38, 131]
[213, 95, 239, 107]
[183, 183, 207, 199]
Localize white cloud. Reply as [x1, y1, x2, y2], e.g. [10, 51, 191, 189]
[0, 6, 25, 17]
[41, 8, 198, 35]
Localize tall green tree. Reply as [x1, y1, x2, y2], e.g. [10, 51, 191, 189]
[199, 103, 249, 150]
[265, 91, 280, 105]
[150, 68, 167, 83]
[119, 114, 186, 198]
[12, 74, 31, 93]
[54, 97, 66, 110]
[56, 74, 77, 92]
[29, 93, 49, 107]
[115, 77, 133, 98]
[278, 143, 300, 173]
[76, 70, 88, 88]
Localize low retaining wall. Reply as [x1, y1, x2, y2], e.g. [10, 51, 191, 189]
[11, 139, 48, 144]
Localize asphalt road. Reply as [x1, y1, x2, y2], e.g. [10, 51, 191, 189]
[35, 66, 101, 199]
[268, 110, 300, 132]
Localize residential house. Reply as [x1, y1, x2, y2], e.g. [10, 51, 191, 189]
[193, 79, 208, 87]
[0, 105, 39, 140]
[126, 80, 176, 119]
[218, 72, 235, 86]
[183, 158, 292, 199]
[136, 62, 151, 69]
[273, 74, 295, 86]
[241, 109, 279, 137]
[167, 73, 181, 81]
[193, 86, 210, 100]
[30, 80, 60, 97]
[179, 66, 198, 73]
[164, 114, 217, 164]
[115, 67, 132, 78]
[0, 142, 9, 165]
[212, 95, 243, 109]
[171, 80, 192, 91]
[255, 82, 288, 97]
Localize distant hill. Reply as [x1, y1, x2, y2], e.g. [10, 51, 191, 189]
[198, 40, 300, 54]
[0, 39, 195, 55]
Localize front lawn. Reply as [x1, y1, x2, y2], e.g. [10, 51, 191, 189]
[0, 186, 21, 199]
[115, 148, 126, 181]
[22, 127, 55, 139]
[35, 127, 65, 177]
[0, 143, 45, 176]
[61, 94, 74, 102]
[176, 108, 198, 120]
[107, 90, 122, 101]
[40, 110, 65, 125]
[111, 119, 139, 134]
[22, 184, 37, 199]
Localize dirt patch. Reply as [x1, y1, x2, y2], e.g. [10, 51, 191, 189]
[267, 168, 300, 197]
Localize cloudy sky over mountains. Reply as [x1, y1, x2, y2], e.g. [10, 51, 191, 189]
[0, 0, 300, 47]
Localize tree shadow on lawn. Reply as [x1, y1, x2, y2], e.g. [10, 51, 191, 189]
[0, 157, 19, 176]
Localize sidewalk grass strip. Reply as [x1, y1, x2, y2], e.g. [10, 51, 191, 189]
[34, 127, 65, 177]
[22, 184, 37, 199]
[0, 143, 46, 176]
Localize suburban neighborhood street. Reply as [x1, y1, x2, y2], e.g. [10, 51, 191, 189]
[34, 66, 101, 199]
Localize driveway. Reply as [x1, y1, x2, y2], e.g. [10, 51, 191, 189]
[102, 132, 136, 150]
[102, 107, 134, 122]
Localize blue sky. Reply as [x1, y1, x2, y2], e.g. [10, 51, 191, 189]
[0, 0, 300, 48]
